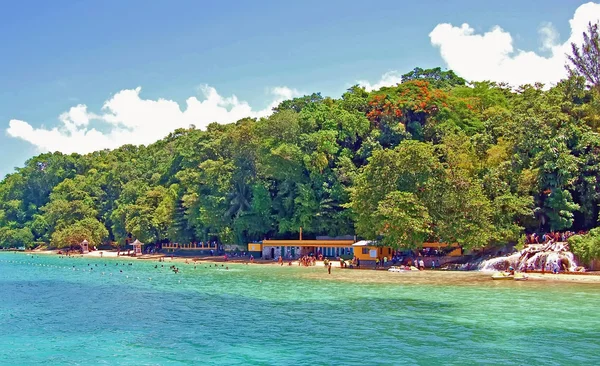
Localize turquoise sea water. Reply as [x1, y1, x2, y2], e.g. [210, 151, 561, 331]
[1, 253, 599, 365]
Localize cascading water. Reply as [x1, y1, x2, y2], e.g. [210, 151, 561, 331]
[479, 242, 583, 272]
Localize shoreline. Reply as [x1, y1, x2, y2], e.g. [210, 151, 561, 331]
[14, 250, 600, 283]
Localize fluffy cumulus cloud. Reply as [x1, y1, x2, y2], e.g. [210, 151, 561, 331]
[357, 2, 600, 90]
[357, 71, 404, 92]
[7, 86, 299, 154]
[429, 2, 600, 87]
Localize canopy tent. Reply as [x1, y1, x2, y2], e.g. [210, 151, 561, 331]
[129, 239, 144, 256]
[80, 239, 89, 254]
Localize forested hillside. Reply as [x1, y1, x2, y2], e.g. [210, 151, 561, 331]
[2, 25, 600, 252]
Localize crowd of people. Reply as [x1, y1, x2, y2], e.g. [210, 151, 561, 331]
[280, 252, 444, 270]
[525, 231, 584, 244]
[519, 260, 567, 274]
[298, 255, 317, 267]
[417, 247, 451, 257]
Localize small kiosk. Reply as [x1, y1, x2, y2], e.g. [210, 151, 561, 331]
[352, 240, 393, 265]
[80, 239, 89, 254]
[130, 239, 143, 256]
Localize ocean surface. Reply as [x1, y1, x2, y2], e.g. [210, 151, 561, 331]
[1, 252, 599, 365]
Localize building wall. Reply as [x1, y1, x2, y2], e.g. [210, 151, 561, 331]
[447, 248, 462, 257]
[354, 246, 393, 261]
[422, 243, 462, 257]
[261, 245, 354, 260]
[246, 243, 263, 258]
[318, 246, 354, 258]
[247, 243, 262, 252]
[262, 246, 282, 260]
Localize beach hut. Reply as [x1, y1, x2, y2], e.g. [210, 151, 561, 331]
[80, 239, 89, 254]
[130, 239, 143, 256]
[352, 240, 393, 265]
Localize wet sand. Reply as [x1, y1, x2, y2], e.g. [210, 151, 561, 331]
[298, 268, 600, 287]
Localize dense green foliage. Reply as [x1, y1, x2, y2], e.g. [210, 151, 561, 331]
[568, 228, 600, 264]
[2, 53, 600, 252]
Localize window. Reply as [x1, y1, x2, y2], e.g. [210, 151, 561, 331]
[362, 248, 369, 254]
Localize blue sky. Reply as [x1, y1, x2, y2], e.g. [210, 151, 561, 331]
[0, 0, 596, 179]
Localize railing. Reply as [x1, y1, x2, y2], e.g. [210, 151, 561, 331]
[161, 243, 218, 250]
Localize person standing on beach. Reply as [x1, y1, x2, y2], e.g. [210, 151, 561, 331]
[328, 262, 332, 274]
[541, 259, 546, 274]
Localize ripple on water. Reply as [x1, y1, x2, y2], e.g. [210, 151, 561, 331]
[1, 253, 600, 365]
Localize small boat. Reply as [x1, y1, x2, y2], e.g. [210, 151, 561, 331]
[491, 272, 514, 280]
[388, 266, 419, 272]
[491, 272, 529, 281]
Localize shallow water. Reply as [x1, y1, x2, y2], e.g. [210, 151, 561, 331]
[1, 253, 599, 365]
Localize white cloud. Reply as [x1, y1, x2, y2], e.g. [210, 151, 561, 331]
[538, 22, 559, 51]
[358, 71, 404, 91]
[7, 86, 300, 154]
[428, 1, 600, 87]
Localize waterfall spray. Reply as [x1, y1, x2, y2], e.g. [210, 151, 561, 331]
[480, 242, 582, 272]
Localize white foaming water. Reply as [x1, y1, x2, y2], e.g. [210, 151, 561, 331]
[480, 242, 580, 272]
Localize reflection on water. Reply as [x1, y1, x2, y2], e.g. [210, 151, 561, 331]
[1, 253, 599, 365]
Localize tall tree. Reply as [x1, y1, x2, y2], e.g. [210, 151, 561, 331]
[567, 21, 600, 93]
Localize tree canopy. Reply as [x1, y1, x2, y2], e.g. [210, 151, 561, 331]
[2, 34, 600, 251]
